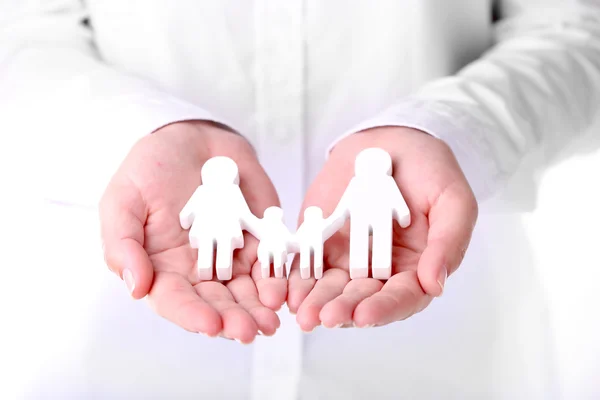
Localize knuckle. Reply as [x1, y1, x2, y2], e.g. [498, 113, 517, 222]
[102, 247, 120, 276]
[469, 197, 479, 220]
[459, 246, 468, 262]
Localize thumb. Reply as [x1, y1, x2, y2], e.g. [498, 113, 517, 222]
[417, 185, 478, 297]
[99, 179, 154, 299]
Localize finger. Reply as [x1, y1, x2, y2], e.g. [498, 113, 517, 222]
[286, 255, 317, 314]
[234, 232, 287, 312]
[295, 268, 349, 332]
[319, 279, 384, 328]
[227, 274, 281, 336]
[353, 271, 432, 327]
[234, 156, 287, 311]
[251, 260, 288, 312]
[195, 281, 259, 344]
[288, 155, 353, 314]
[287, 225, 350, 314]
[418, 185, 478, 297]
[100, 179, 153, 299]
[146, 272, 222, 336]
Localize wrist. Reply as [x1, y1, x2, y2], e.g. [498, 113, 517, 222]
[151, 120, 212, 157]
[330, 126, 434, 159]
[157, 120, 259, 166]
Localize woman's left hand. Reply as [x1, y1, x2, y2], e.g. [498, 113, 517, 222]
[287, 127, 478, 330]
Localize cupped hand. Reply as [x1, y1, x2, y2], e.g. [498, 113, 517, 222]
[287, 127, 478, 331]
[99, 121, 285, 343]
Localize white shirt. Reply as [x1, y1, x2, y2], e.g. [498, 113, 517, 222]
[1, 1, 599, 399]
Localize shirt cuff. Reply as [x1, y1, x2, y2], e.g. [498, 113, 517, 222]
[107, 92, 238, 139]
[42, 88, 236, 208]
[325, 98, 503, 202]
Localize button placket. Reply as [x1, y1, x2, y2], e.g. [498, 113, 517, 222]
[254, 1, 305, 145]
[251, 2, 306, 400]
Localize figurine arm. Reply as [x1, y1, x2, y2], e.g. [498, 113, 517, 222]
[236, 190, 263, 239]
[244, 214, 263, 239]
[322, 213, 346, 241]
[388, 178, 411, 228]
[322, 181, 353, 239]
[179, 186, 204, 230]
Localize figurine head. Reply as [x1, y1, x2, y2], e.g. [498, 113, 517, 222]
[303, 206, 323, 221]
[264, 206, 284, 221]
[354, 147, 392, 177]
[201, 156, 240, 185]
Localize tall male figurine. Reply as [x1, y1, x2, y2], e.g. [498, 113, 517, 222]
[180, 157, 261, 281]
[327, 148, 411, 280]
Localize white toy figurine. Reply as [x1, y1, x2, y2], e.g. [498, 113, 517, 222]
[180, 148, 410, 282]
[294, 206, 344, 280]
[180, 156, 262, 281]
[326, 147, 411, 280]
[256, 206, 294, 279]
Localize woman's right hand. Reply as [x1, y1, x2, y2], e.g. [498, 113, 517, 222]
[99, 121, 285, 343]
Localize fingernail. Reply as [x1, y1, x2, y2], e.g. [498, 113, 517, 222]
[437, 266, 448, 296]
[123, 269, 135, 295]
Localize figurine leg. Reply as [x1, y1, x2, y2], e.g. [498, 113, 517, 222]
[371, 218, 393, 280]
[196, 237, 214, 281]
[215, 239, 233, 281]
[313, 243, 324, 280]
[258, 245, 271, 279]
[273, 250, 286, 279]
[349, 220, 369, 279]
[300, 245, 311, 279]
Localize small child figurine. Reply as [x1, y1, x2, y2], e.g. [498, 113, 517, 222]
[294, 206, 344, 279]
[256, 206, 294, 278]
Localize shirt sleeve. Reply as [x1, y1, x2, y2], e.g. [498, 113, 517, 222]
[327, 1, 600, 202]
[0, 0, 233, 206]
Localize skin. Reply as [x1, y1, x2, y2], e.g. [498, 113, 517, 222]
[100, 121, 285, 343]
[100, 123, 478, 340]
[287, 127, 478, 331]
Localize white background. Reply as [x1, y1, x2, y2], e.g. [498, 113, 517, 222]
[0, 124, 599, 399]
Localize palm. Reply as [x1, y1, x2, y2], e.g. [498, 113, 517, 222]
[288, 127, 478, 330]
[101, 123, 285, 342]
